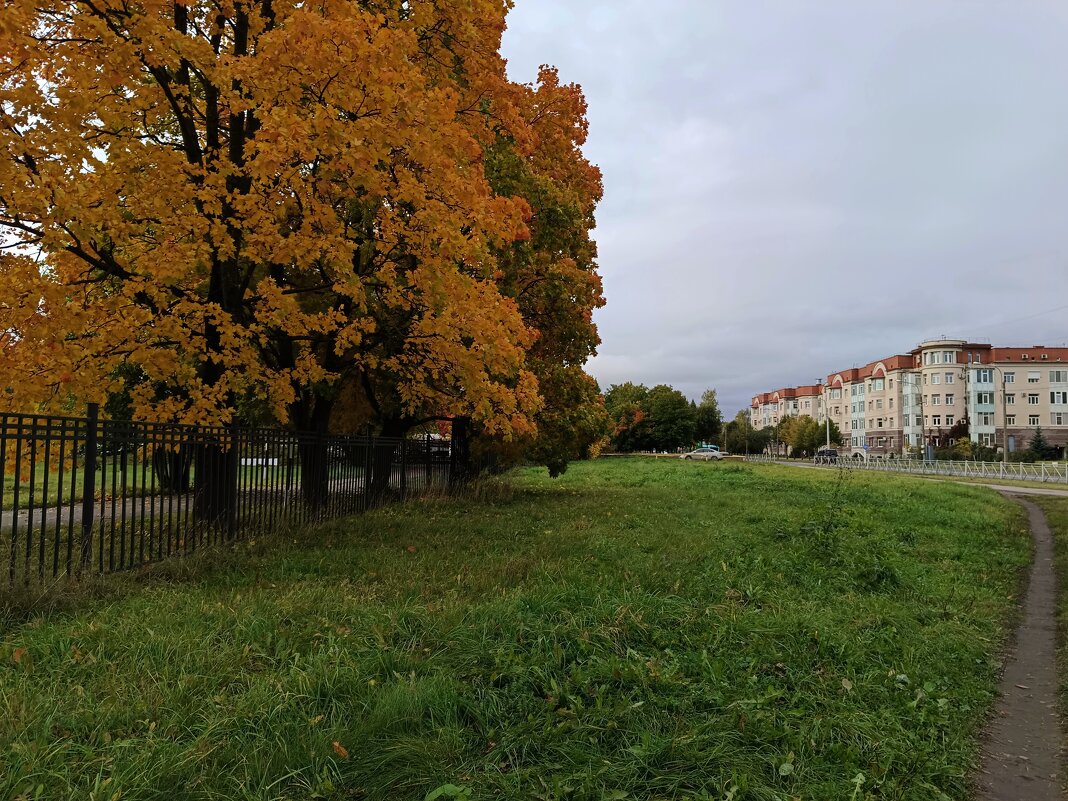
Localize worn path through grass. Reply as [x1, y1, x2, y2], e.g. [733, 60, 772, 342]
[0, 459, 1030, 801]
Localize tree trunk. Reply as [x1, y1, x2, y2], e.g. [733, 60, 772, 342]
[152, 447, 191, 494]
[366, 417, 408, 506]
[295, 398, 332, 511]
[449, 416, 472, 486]
[298, 433, 329, 510]
[193, 433, 237, 534]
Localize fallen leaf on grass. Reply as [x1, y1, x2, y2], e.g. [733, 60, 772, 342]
[332, 741, 349, 759]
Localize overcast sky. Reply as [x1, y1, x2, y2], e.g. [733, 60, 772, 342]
[501, 1, 1068, 414]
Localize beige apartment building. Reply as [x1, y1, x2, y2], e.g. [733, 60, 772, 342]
[751, 338, 1068, 458]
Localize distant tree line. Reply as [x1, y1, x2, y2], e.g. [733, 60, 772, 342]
[604, 383, 721, 452]
[772, 415, 844, 457]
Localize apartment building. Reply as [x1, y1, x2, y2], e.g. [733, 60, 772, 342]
[750, 338, 1068, 458]
[751, 385, 826, 431]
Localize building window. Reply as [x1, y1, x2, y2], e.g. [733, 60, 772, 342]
[1007, 415, 1016, 426]
[979, 433, 995, 446]
[1053, 413, 1067, 426]
[1029, 415, 1041, 427]
[923, 374, 928, 385]
[876, 399, 883, 410]
[1004, 372, 1015, 383]
[889, 417, 895, 427]
[923, 395, 929, 405]
[978, 413, 994, 426]
[945, 393, 955, 405]
[1052, 391, 1068, 405]
[977, 392, 994, 405]
[889, 398, 894, 409]
[889, 379, 894, 390]
[1051, 371, 1068, 384]
[946, 415, 954, 426]
[931, 415, 942, 426]
[944, 372, 955, 384]
[931, 394, 941, 405]
[977, 369, 994, 383]
[931, 373, 941, 385]
[873, 378, 885, 390]
[1006, 393, 1015, 404]
[915, 415, 922, 426]
[1028, 393, 1040, 405]
[1028, 372, 1040, 383]
[942, 351, 954, 364]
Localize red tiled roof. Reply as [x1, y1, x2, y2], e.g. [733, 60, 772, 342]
[991, 347, 1068, 363]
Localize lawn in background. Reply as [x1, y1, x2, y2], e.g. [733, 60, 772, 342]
[0, 459, 1029, 800]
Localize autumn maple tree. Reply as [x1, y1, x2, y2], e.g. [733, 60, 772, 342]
[0, 0, 605, 477]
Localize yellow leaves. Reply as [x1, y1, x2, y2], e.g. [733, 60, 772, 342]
[331, 741, 349, 759]
[0, 0, 600, 441]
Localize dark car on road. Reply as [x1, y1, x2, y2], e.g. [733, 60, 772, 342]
[814, 448, 838, 464]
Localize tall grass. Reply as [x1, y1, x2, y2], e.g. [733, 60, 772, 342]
[0, 459, 1029, 800]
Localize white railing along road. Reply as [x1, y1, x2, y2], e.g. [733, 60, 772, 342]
[744, 454, 1068, 484]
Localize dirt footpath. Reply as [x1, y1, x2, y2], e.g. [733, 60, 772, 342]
[974, 496, 1064, 800]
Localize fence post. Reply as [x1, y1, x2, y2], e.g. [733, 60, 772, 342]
[226, 422, 239, 540]
[399, 438, 407, 497]
[79, 403, 99, 572]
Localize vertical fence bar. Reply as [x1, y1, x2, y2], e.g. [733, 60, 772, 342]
[164, 425, 175, 558]
[227, 424, 239, 542]
[53, 419, 66, 578]
[26, 418, 38, 582]
[80, 403, 99, 572]
[40, 420, 52, 580]
[1, 416, 9, 584]
[108, 421, 118, 573]
[118, 426, 129, 569]
[138, 423, 148, 566]
[11, 416, 23, 585]
[97, 421, 107, 573]
[362, 436, 373, 513]
[66, 418, 79, 576]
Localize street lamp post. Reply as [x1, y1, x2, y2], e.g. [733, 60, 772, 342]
[819, 378, 830, 450]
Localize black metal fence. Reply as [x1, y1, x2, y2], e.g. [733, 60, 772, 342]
[1, 404, 457, 586]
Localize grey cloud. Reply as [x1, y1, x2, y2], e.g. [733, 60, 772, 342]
[502, 1, 1068, 414]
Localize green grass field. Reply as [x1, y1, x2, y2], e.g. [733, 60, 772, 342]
[0, 459, 1030, 800]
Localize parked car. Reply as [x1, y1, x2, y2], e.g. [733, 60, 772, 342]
[681, 447, 724, 461]
[814, 448, 838, 464]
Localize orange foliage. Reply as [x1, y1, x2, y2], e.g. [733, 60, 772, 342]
[0, 0, 601, 438]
